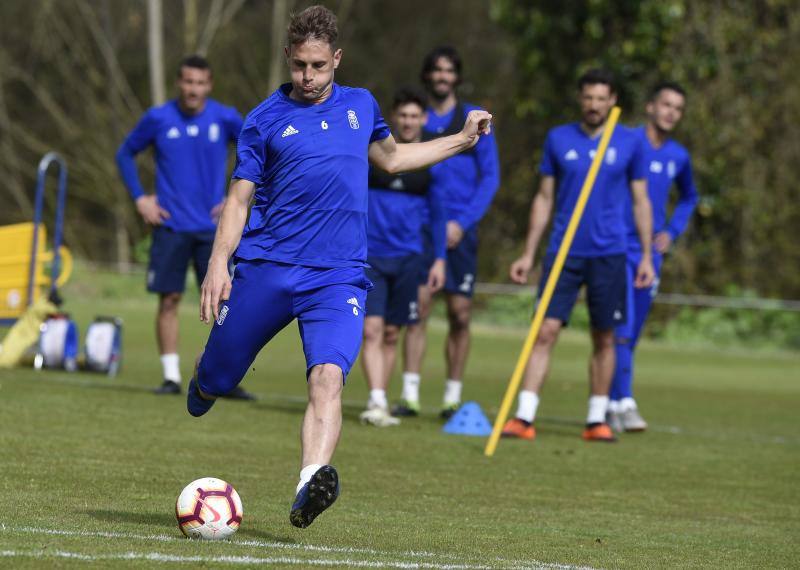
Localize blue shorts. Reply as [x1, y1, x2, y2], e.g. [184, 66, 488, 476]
[421, 225, 478, 297]
[538, 253, 627, 330]
[147, 227, 215, 294]
[196, 260, 370, 396]
[366, 254, 424, 325]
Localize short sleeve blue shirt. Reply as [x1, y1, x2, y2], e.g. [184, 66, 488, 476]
[540, 123, 646, 257]
[232, 83, 391, 267]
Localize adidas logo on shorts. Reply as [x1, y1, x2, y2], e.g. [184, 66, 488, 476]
[346, 297, 361, 309]
[281, 125, 300, 138]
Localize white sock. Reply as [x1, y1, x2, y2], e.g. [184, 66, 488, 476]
[608, 400, 621, 413]
[161, 353, 181, 383]
[443, 379, 462, 406]
[369, 389, 388, 410]
[587, 395, 609, 424]
[401, 372, 420, 403]
[296, 463, 322, 495]
[620, 397, 637, 412]
[515, 390, 540, 423]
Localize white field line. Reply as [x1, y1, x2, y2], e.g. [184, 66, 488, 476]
[1, 526, 597, 570]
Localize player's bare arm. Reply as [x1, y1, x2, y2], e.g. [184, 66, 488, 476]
[368, 110, 491, 174]
[630, 179, 655, 288]
[510, 175, 555, 284]
[200, 178, 254, 324]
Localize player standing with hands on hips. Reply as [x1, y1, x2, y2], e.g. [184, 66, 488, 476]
[186, 6, 493, 528]
[502, 69, 654, 442]
[116, 56, 254, 400]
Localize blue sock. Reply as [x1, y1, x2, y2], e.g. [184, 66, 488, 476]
[187, 378, 216, 417]
[611, 339, 633, 401]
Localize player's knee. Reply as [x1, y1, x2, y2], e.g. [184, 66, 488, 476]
[592, 329, 615, 352]
[537, 321, 561, 346]
[383, 325, 400, 347]
[447, 305, 471, 332]
[362, 318, 384, 344]
[159, 292, 182, 314]
[308, 364, 344, 399]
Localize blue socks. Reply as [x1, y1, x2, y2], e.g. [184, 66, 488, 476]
[611, 339, 633, 401]
[187, 378, 216, 417]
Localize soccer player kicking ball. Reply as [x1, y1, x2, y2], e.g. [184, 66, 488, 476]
[185, 5, 492, 528]
[359, 88, 447, 427]
[608, 82, 698, 432]
[503, 69, 654, 443]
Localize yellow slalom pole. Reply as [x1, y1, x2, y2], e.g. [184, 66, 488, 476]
[484, 106, 622, 457]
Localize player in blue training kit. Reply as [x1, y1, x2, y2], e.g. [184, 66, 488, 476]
[503, 69, 655, 443]
[358, 88, 447, 427]
[185, 6, 493, 528]
[399, 46, 500, 419]
[609, 82, 699, 432]
[115, 55, 252, 399]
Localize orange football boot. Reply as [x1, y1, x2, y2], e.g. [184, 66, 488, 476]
[582, 423, 617, 442]
[501, 418, 536, 440]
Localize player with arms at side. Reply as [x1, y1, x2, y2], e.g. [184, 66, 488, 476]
[608, 81, 698, 432]
[186, 6, 492, 528]
[115, 56, 253, 400]
[395, 46, 501, 419]
[359, 88, 447, 427]
[503, 69, 654, 442]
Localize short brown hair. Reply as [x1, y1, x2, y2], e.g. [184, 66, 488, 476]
[287, 5, 338, 47]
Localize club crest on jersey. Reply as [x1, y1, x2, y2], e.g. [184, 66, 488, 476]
[605, 147, 617, 165]
[347, 110, 359, 130]
[667, 160, 677, 178]
[209, 123, 220, 142]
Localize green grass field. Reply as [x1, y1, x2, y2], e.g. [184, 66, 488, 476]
[1, 268, 798, 568]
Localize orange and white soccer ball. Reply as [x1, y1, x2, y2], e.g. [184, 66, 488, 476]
[175, 477, 243, 540]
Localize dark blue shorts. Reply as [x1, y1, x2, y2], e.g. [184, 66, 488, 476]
[420, 225, 479, 297]
[196, 260, 370, 396]
[538, 253, 627, 330]
[366, 254, 424, 325]
[147, 227, 215, 294]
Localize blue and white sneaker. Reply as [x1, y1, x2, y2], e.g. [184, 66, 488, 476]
[290, 465, 339, 528]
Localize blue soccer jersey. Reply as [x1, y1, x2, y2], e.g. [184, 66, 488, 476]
[232, 83, 391, 268]
[116, 98, 243, 232]
[540, 123, 647, 257]
[624, 126, 698, 253]
[366, 164, 447, 260]
[424, 103, 500, 230]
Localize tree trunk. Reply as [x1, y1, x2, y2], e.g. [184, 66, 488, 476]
[147, 0, 166, 106]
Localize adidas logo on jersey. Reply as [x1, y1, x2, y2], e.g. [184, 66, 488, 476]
[565, 149, 578, 161]
[282, 125, 300, 138]
[166, 127, 181, 139]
